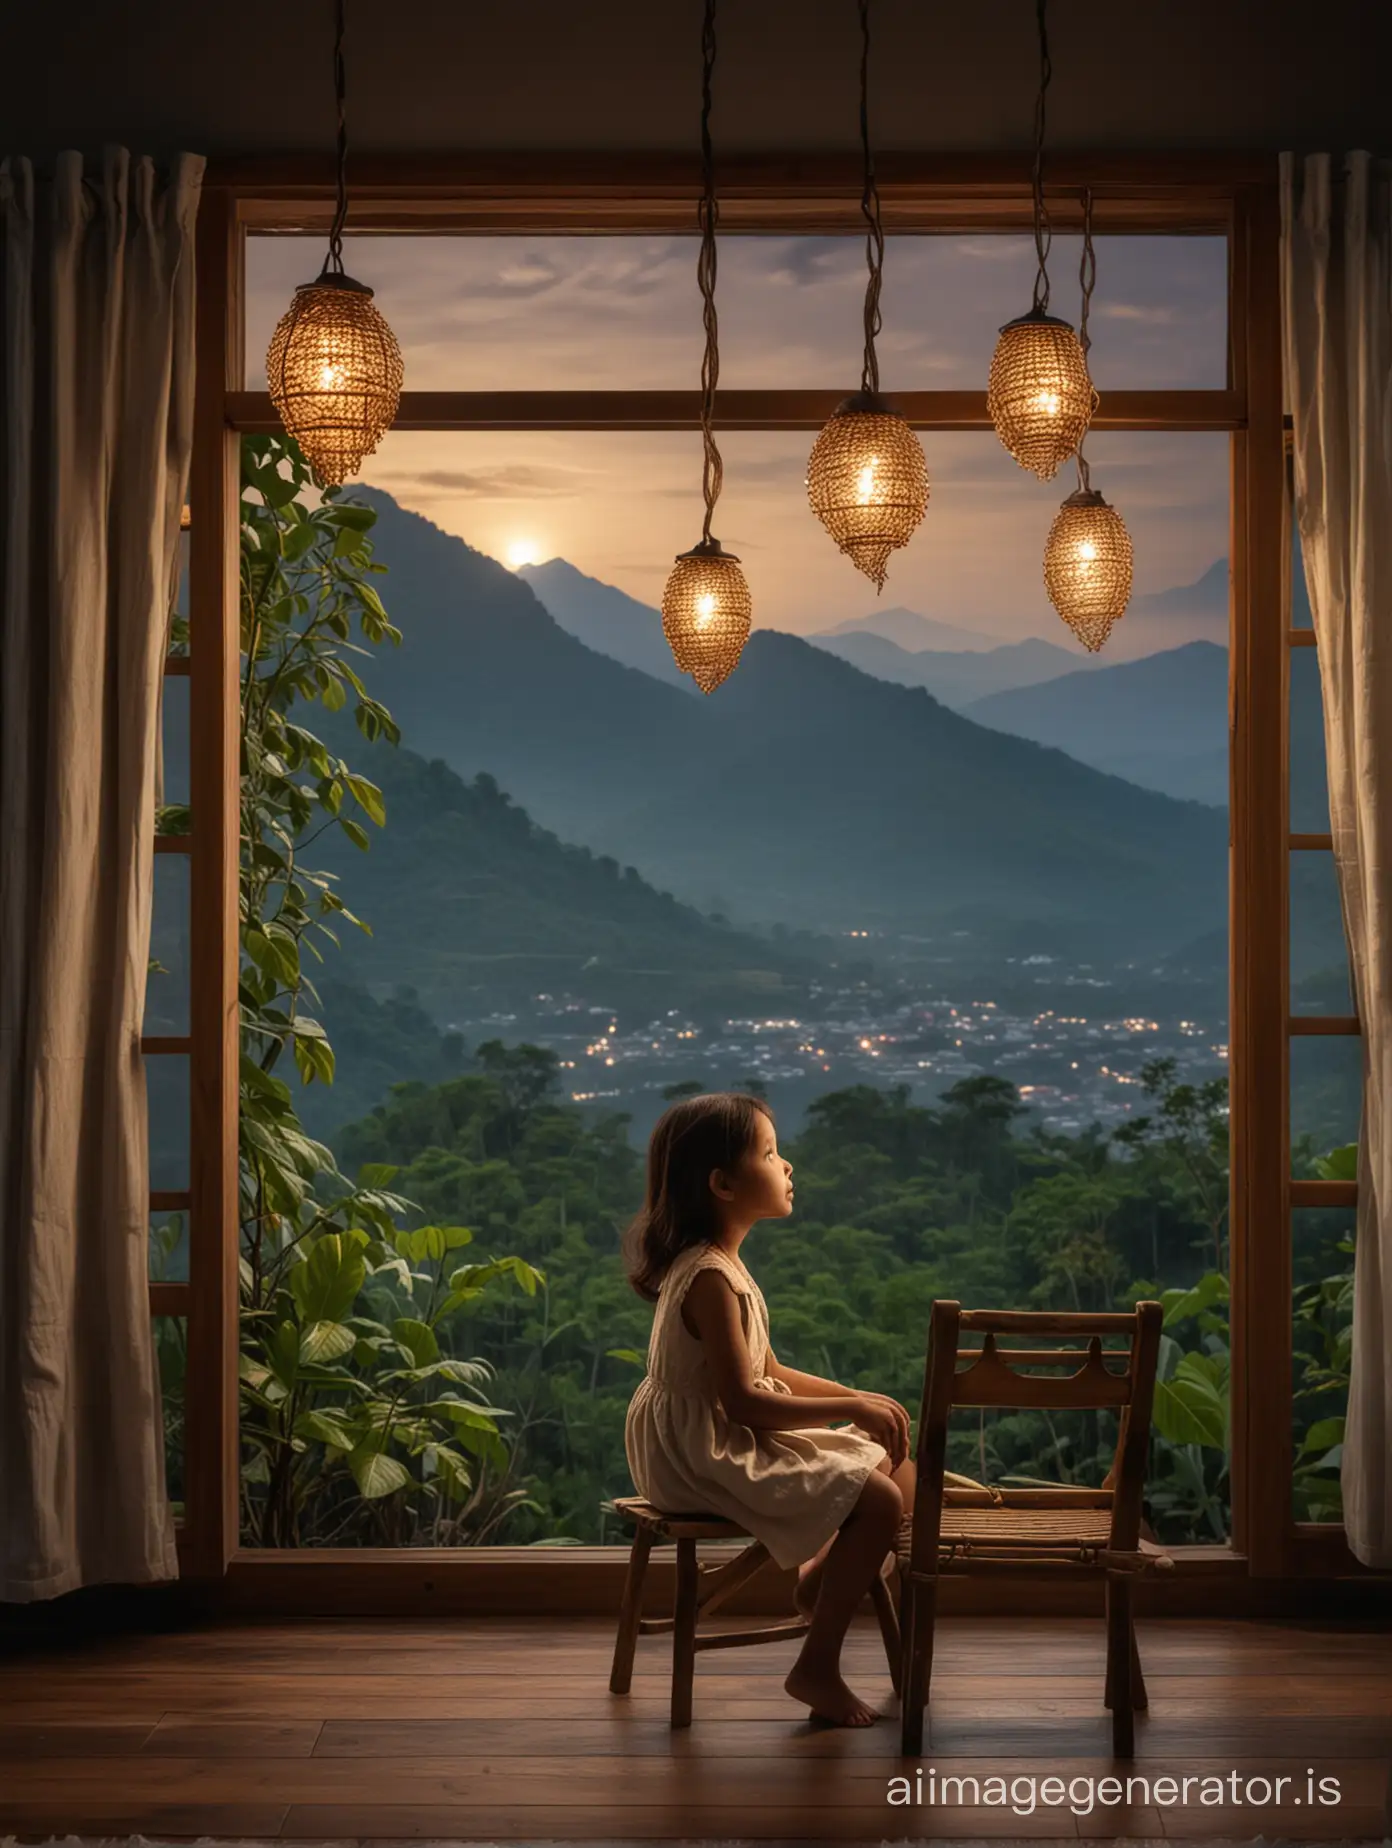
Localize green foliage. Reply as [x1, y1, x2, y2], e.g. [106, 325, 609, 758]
[328, 1052, 1348, 1549]
[237, 434, 541, 1546]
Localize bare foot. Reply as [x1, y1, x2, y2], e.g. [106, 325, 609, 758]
[784, 1660, 881, 1726]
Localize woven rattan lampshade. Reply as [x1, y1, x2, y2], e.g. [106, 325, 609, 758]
[266, 274, 404, 488]
[1043, 487, 1133, 652]
[987, 310, 1095, 481]
[806, 393, 929, 592]
[661, 542, 752, 694]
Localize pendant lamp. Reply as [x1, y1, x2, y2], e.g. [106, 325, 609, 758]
[1043, 189, 1133, 651]
[987, 0, 1096, 480]
[806, 0, 928, 591]
[660, 0, 751, 694]
[266, 0, 403, 487]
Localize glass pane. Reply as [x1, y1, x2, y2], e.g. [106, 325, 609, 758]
[160, 673, 189, 810]
[153, 1315, 187, 1518]
[1290, 852, 1352, 1012]
[146, 851, 189, 1036]
[147, 1054, 189, 1193]
[170, 526, 190, 652]
[149, 1210, 189, 1284]
[245, 232, 1228, 392]
[1291, 1033, 1362, 1155]
[1290, 516, 1313, 629]
[242, 425, 1230, 1546]
[1289, 645, 1330, 833]
[1292, 1206, 1354, 1524]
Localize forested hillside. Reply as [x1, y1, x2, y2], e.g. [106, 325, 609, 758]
[341, 488, 1229, 952]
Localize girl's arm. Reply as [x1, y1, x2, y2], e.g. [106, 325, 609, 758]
[683, 1270, 871, 1436]
[765, 1347, 854, 1398]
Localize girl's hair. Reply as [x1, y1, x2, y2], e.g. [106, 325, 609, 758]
[622, 1091, 774, 1302]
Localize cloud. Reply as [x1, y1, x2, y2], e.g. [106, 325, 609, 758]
[375, 464, 590, 499]
[1098, 302, 1178, 325]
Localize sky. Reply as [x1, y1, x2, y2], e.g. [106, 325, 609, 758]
[246, 232, 1231, 657]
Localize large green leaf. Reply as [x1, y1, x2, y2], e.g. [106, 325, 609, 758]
[1153, 1370, 1227, 1449]
[299, 1319, 357, 1363]
[289, 1234, 366, 1326]
[348, 1445, 411, 1500]
[391, 1317, 441, 1368]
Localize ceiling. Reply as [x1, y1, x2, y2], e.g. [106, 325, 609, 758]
[9, 0, 1385, 162]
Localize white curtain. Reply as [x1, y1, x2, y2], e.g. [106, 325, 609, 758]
[1281, 150, 1392, 1570]
[0, 148, 202, 1599]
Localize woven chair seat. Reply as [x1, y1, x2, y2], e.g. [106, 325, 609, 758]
[895, 1504, 1173, 1574]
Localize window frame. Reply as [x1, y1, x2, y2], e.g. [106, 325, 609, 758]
[161, 151, 1363, 1608]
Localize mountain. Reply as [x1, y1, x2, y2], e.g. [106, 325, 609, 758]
[1106, 559, 1229, 658]
[967, 642, 1230, 805]
[315, 747, 822, 1025]
[337, 489, 1228, 953]
[811, 630, 1098, 707]
[816, 604, 1005, 653]
[517, 557, 692, 690]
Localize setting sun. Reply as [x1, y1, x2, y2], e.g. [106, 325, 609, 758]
[505, 536, 543, 569]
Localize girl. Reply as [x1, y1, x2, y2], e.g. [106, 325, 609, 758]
[623, 1091, 916, 1728]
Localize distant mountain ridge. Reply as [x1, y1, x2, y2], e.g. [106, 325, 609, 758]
[517, 557, 693, 690]
[816, 604, 1005, 653]
[811, 629, 1099, 707]
[337, 487, 1228, 954]
[968, 641, 1231, 805]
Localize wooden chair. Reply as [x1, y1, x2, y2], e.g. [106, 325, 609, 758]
[896, 1301, 1175, 1758]
[607, 1495, 902, 1727]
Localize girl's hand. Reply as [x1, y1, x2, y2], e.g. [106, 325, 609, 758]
[861, 1391, 913, 1460]
[852, 1394, 909, 1467]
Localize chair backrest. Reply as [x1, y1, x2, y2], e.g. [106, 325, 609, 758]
[908, 1299, 1163, 1575]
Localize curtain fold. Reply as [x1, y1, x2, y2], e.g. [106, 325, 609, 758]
[1281, 149, 1392, 1571]
[0, 148, 203, 1600]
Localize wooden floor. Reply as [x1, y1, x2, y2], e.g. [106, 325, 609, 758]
[0, 1612, 1388, 1841]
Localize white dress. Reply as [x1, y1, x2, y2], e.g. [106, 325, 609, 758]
[623, 1241, 888, 1570]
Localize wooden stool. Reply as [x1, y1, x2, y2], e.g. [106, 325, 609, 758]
[607, 1495, 901, 1728]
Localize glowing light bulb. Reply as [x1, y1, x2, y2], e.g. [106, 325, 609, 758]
[319, 362, 346, 391]
[855, 457, 880, 505]
[694, 591, 717, 630]
[1036, 390, 1061, 416]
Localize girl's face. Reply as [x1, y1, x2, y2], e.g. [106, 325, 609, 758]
[710, 1111, 794, 1226]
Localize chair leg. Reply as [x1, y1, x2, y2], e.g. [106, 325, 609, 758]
[609, 1526, 654, 1695]
[1105, 1571, 1136, 1758]
[898, 1574, 936, 1756]
[870, 1567, 902, 1694]
[670, 1535, 699, 1729]
[1130, 1619, 1148, 1710]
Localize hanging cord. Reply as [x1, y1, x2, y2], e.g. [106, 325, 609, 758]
[324, 0, 349, 275]
[1029, 0, 1053, 314]
[858, 0, 885, 396]
[1074, 185, 1097, 491]
[696, 0, 723, 542]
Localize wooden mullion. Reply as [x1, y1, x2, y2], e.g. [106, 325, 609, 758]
[184, 183, 241, 1581]
[149, 1281, 192, 1317]
[226, 386, 1244, 435]
[1291, 1179, 1359, 1209]
[141, 1035, 193, 1056]
[1288, 1015, 1361, 1036]
[1289, 832, 1333, 850]
[1228, 180, 1290, 1577]
[149, 1190, 192, 1213]
[1288, 627, 1317, 647]
[154, 834, 192, 855]
[164, 654, 191, 676]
